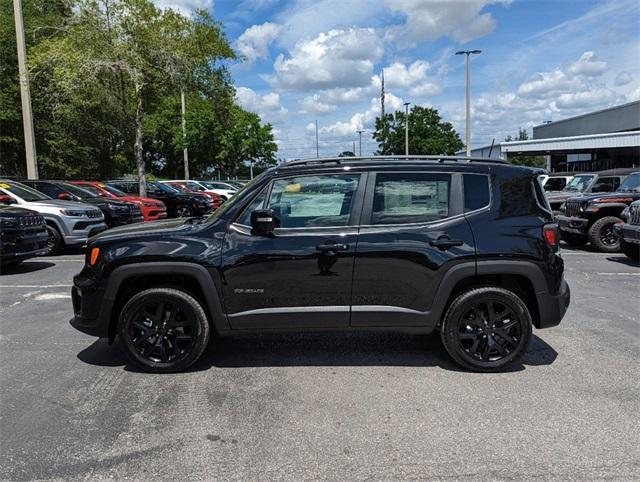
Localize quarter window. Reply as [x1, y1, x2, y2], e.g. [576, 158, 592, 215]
[371, 173, 450, 225]
[266, 174, 360, 228]
[463, 174, 490, 212]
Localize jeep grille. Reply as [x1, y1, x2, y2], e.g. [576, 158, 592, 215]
[629, 204, 640, 225]
[565, 199, 582, 218]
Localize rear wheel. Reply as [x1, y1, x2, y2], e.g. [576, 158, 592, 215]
[440, 287, 532, 372]
[620, 238, 640, 261]
[588, 216, 622, 252]
[561, 231, 587, 247]
[175, 204, 193, 218]
[41, 225, 63, 256]
[118, 288, 210, 373]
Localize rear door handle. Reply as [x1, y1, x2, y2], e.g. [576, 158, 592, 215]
[429, 236, 463, 251]
[316, 243, 349, 253]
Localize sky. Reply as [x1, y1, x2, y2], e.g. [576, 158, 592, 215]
[154, 0, 640, 159]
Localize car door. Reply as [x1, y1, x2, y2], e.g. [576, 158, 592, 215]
[351, 170, 477, 327]
[220, 171, 365, 330]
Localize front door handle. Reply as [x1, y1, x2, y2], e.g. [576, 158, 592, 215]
[429, 236, 463, 251]
[316, 242, 349, 253]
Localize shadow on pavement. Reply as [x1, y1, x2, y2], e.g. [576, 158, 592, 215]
[0, 260, 55, 275]
[606, 256, 640, 268]
[77, 332, 557, 374]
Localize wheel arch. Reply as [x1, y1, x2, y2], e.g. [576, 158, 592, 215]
[104, 262, 229, 342]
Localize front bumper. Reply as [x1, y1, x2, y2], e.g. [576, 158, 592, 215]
[64, 222, 108, 246]
[535, 279, 570, 329]
[70, 273, 112, 338]
[557, 215, 588, 235]
[614, 223, 640, 244]
[194, 204, 214, 216]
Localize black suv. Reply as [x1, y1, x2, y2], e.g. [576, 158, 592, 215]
[557, 172, 640, 252]
[70, 157, 570, 373]
[106, 180, 213, 218]
[0, 205, 49, 266]
[22, 180, 144, 228]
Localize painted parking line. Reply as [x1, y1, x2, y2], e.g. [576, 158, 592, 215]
[595, 272, 640, 276]
[0, 284, 73, 288]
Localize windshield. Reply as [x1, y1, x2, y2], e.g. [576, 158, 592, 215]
[100, 184, 128, 197]
[151, 182, 180, 194]
[564, 175, 594, 192]
[60, 182, 97, 198]
[73, 184, 104, 197]
[0, 180, 52, 202]
[167, 183, 188, 193]
[618, 173, 640, 192]
[186, 182, 204, 191]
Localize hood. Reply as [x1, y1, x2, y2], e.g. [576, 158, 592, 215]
[0, 205, 39, 217]
[84, 198, 132, 208]
[90, 217, 205, 244]
[120, 196, 162, 206]
[22, 199, 101, 211]
[571, 192, 640, 203]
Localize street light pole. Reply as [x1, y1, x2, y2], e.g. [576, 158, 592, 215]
[315, 120, 319, 158]
[455, 49, 482, 157]
[13, 0, 38, 179]
[403, 102, 410, 156]
[181, 89, 189, 179]
[356, 130, 363, 156]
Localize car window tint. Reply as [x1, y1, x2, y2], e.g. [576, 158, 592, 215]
[544, 177, 567, 191]
[463, 174, 490, 212]
[372, 173, 450, 225]
[266, 174, 360, 228]
[236, 187, 268, 226]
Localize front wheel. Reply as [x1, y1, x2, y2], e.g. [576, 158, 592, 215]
[118, 288, 210, 373]
[588, 216, 622, 252]
[174, 204, 194, 218]
[40, 225, 63, 256]
[440, 287, 532, 372]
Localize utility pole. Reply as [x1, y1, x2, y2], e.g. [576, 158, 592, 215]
[352, 141, 355, 155]
[403, 102, 410, 156]
[13, 0, 38, 179]
[181, 89, 189, 179]
[249, 160, 254, 179]
[356, 130, 363, 156]
[315, 120, 319, 158]
[455, 49, 482, 157]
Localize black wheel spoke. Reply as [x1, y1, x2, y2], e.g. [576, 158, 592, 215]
[468, 337, 481, 356]
[492, 337, 508, 356]
[501, 319, 518, 331]
[494, 328, 516, 346]
[480, 339, 491, 360]
[459, 332, 478, 340]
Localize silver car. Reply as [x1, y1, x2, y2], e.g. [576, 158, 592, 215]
[0, 180, 107, 255]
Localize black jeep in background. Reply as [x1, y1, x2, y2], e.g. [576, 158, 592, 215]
[70, 156, 570, 373]
[0, 205, 49, 267]
[615, 200, 640, 261]
[557, 171, 640, 252]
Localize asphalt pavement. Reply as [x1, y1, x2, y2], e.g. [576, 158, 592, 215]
[1, 246, 639, 480]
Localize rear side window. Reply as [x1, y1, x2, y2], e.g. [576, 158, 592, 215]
[463, 174, 490, 212]
[592, 177, 619, 192]
[544, 177, 567, 191]
[372, 173, 450, 225]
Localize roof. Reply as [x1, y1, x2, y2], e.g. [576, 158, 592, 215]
[281, 155, 508, 168]
[501, 130, 640, 153]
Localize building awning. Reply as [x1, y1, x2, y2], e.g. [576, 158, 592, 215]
[501, 131, 640, 155]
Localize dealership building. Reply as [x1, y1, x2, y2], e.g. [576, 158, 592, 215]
[463, 101, 640, 172]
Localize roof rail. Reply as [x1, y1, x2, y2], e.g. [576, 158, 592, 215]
[282, 155, 508, 167]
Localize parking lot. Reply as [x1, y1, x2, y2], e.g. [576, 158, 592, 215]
[0, 246, 638, 480]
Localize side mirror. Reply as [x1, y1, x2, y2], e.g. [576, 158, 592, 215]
[0, 194, 15, 205]
[58, 192, 73, 200]
[250, 209, 278, 235]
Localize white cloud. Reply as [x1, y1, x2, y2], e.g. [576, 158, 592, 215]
[384, 0, 509, 45]
[235, 22, 282, 64]
[152, 0, 213, 14]
[517, 69, 583, 98]
[384, 60, 430, 88]
[567, 51, 607, 77]
[271, 27, 384, 91]
[553, 88, 617, 109]
[298, 95, 338, 115]
[615, 71, 633, 86]
[236, 87, 288, 121]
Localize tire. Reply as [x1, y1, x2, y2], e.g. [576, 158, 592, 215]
[561, 231, 587, 246]
[620, 238, 640, 261]
[40, 225, 63, 256]
[174, 204, 193, 218]
[440, 287, 533, 372]
[118, 288, 210, 373]
[588, 216, 622, 253]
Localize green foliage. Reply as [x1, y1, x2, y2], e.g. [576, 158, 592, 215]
[504, 128, 546, 167]
[0, 0, 278, 184]
[373, 106, 464, 156]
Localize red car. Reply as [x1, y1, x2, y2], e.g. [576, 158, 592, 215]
[71, 181, 167, 221]
[163, 181, 224, 210]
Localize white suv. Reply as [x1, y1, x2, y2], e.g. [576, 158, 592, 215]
[0, 180, 107, 255]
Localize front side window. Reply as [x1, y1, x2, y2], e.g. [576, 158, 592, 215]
[372, 173, 450, 225]
[618, 173, 640, 192]
[564, 175, 594, 192]
[266, 174, 360, 228]
[544, 177, 568, 191]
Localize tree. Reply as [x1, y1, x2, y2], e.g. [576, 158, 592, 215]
[504, 128, 545, 167]
[373, 106, 463, 155]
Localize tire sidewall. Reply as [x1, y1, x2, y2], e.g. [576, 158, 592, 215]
[175, 204, 193, 218]
[41, 225, 62, 256]
[588, 216, 622, 252]
[117, 288, 210, 373]
[441, 287, 533, 372]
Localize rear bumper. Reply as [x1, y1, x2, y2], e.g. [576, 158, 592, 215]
[535, 279, 570, 329]
[557, 215, 588, 235]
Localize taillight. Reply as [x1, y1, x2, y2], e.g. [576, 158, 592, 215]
[543, 224, 559, 250]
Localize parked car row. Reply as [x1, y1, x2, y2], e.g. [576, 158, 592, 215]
[542, 169, 640, 259]
[1, 177, 241, 265]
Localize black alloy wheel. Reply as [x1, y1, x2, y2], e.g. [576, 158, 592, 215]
[588, 216, 622, 253]
[441, 287, 532, 372]
[41, 225, 63, 256]
[118, 288, 210, 372]
[175, 204, 193, 218]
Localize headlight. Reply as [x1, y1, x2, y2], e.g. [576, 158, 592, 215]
[143, 202, 155, 207]
[0, 217, 16, 227]
[60, 209, 85, 216]
[107, 203, 127, 211]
